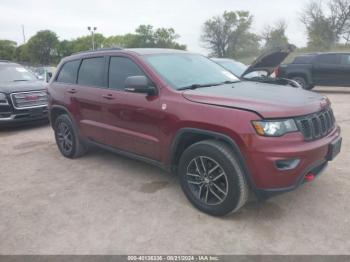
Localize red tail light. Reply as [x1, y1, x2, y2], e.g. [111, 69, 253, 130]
[304, 173, 315, 182]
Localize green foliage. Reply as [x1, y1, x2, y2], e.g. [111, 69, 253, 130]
[57, 40, 74, 58]
[104, 25, 186, 49]
[307, 17, 335, 50]
[0, 40, 17, 60]
[201, 10, 259, 58]
[301, 0, 350, 51]
[26, 30, 59, 65]
[70, 33, 106, 53]
[8, 24, 185, 65]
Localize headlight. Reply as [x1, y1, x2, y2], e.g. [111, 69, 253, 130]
[252, 119, 298, 137]
[0, 93, 9, 105]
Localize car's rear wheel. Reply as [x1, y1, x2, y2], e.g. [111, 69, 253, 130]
[54, 114, 87, 158]
[178, 140, 249, 216]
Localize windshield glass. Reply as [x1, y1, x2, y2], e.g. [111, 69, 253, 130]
[144, 54, 239, 90]
[0, 64, 37, 82]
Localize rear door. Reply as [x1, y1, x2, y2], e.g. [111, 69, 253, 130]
[339, 54, 350, 86]
[100, 55, 162, 160]
[72, 56, 107, 143]
[312, 54, 341, 85]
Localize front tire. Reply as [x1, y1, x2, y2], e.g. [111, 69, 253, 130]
[54, 114, 87, 158]
[178, 140, 249, 216]
[292, 76, 314, 90]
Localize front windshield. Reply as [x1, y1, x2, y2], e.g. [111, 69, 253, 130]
[0, 64, 37, 82]
[144, 53, 239, 90]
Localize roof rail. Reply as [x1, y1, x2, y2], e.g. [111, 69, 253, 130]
[72, 47, 123, 55]
[0, 59, 10, 63]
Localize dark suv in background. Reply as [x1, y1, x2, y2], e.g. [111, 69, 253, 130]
[48, 48, 342, 216]
[277, 52, 350, 89]
[0, 60, 48, 126]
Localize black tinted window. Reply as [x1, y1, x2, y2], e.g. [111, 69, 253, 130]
[293, 55, 315, 64]
[56, 60, 80, 83]
[78, 57, 105, 87]
[317, 54, 339, 64]
[109, 57, 145, 90]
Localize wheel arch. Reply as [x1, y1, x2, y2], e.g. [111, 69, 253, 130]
[170, 128, 254, 188]
[287, 71, 312, 85]
[49, 105, 76, 128]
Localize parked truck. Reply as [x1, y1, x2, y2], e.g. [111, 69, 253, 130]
[276, 52, 350, 89]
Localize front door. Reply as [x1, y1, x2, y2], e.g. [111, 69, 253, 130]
[100, 56, 162, 160]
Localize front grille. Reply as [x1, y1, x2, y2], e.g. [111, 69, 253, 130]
[11, 91, 48, 109]
[296, 108, 335, 141]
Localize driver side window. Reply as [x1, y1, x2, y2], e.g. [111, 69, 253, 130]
[109, 57, 146, 90]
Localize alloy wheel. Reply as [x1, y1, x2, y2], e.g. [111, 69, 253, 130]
[57, 122, 73, 154]
[186, 156, 229, 205]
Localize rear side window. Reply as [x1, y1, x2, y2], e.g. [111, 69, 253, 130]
[292, 56, 315, 64]
[340, 54, 350, 65]
[78, 57, 105, 87]
[56, 60, 80, 84]
[316, 54, 339, 64]
[109, 57, 145, 90]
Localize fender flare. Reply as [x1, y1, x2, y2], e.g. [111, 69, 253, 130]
[49, 105, 77, 128]
[170, 128, 255, 188]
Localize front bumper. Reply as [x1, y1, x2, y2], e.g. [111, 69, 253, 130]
[243, 125, 341, 192]
[0, 106, 48, 126]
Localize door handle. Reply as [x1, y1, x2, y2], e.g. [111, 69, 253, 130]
[102, 94, 115, 100]
[67, 88, 77, 94]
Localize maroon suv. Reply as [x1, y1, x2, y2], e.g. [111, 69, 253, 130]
[48, 48, 342, 216]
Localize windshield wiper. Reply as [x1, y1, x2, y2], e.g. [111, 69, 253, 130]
[178, 80, 238, 91]
[13, 79, 29, 82]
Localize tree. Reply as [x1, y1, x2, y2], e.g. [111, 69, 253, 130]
[301, 0, 350, 50]
[13, 44, 30, 62]
[26, 30, 59, 65]
[104, 25, 186, 49]
[153, 27, 186, 49]
[104, 34, 138, 48]
[0, 40, 17, 60]
[201, 11, 259, 58]
[57, 40, 74, 58]
[261, 21, 289, 50]
[70, 33, 106, 53]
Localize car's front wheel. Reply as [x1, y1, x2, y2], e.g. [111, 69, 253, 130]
[292, 76, 314, 90]
[178, 140, 249, 216]
[54, 114, 87, 158]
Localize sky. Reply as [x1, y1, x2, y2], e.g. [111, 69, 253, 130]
[0, 0, 309, 55]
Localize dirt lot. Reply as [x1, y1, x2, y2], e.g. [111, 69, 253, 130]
[0, 86, 349, 255]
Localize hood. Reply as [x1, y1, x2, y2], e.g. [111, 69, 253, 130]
[0, 80, 46, 94]
[182, 81, 330, 118]
[241, 44, 296, 78]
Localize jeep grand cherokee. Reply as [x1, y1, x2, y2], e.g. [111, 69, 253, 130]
[48, 48, 342, 216]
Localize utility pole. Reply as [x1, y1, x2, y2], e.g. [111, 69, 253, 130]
[87, 26, 97, 50]
[22, 25, 26, 44]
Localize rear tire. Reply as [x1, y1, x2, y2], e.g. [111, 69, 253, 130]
[178, 140, 249, 216]
[54, 114, 87, 158]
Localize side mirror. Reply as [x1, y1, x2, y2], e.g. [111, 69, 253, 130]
[125, 76, 157, 96]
